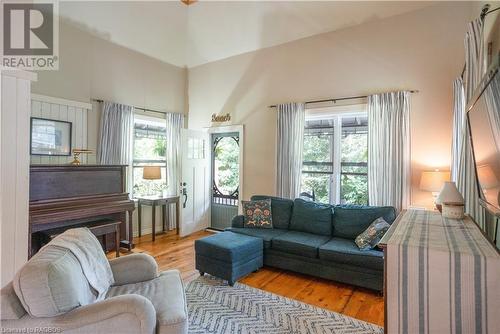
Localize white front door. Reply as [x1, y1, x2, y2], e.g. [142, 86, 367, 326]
[180, 129, 210, 237]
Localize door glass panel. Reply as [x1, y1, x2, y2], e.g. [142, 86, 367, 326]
[212, 135, 239, 206]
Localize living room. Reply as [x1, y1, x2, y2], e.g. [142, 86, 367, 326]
[1, 1, 499, 333]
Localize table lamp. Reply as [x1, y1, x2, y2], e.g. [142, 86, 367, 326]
[436, 181, 465, 218]
[477, 164, 499, 206]
[143, 166, 161, 196]
[143, 166, 161, 180]
[71, 149, 93, 165]
[420, 170, 450, 210]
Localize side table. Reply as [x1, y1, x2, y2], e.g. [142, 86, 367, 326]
[137, 195, 180, 241]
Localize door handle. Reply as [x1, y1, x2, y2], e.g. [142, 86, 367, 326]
[181, 182, 187, 208]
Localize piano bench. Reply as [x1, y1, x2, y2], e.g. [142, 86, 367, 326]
[45, 220, 122, 257]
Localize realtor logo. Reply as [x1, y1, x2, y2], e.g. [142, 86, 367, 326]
[2, 1, 59, 70]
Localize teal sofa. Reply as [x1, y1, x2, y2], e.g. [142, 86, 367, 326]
[227, 195, 396, 291]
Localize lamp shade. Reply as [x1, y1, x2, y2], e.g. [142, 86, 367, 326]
[143, 166, 161, 180]
[477, 165, 499, 189]
[436, 181, 464, 204]
[420, 170, 450, 192]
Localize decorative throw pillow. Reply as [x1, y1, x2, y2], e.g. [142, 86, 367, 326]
[242, 199, 273, 228]
[354, 217, 390, 251]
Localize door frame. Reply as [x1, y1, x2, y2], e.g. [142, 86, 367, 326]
[208, 125, 244, 213]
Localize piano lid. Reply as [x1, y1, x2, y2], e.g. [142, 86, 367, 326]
[30, 165, 129, 202]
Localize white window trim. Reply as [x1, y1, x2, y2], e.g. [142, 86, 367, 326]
[132, 111, 168, 198]
[303, 103, 368, 205]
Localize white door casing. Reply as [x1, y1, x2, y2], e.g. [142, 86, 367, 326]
[180, 129, 210, 237]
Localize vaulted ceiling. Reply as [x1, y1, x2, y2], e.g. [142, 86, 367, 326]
[59, 1, 436, 68]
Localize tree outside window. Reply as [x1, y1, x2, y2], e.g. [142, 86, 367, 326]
[301, 114, 368, 205]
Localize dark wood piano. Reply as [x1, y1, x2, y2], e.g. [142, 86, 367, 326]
[29, 165, 135, 257]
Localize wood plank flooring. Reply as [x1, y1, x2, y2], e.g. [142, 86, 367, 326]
[114, 229, 384, 327]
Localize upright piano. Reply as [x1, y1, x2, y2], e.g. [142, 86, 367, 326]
[29, 165, 135, 257]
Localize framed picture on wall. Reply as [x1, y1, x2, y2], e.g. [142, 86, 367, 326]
[30, 117, 72, 156]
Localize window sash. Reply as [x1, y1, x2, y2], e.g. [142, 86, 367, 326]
[132, 112, 168, 198]
[301, 112, 367, 205]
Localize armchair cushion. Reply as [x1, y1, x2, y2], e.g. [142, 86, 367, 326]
[107, 270, 188, 334]
[1, 282, 26, 320]
[109, 253, 158, 285]
[13, 246, 96, 317]
[0, 294, 156, 334]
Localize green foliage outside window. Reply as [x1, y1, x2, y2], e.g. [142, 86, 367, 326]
[301, 119, 368, 205]
[340, 131, 368, 205]
[214, 137, 239, 195]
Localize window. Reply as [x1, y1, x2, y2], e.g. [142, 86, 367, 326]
[301, 112, 368, 205]
[132, 113, 167, 198]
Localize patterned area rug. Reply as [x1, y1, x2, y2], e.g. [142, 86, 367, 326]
[186, 276, 383, 334]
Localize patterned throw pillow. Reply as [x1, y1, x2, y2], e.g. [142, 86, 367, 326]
[354, 217, 390, 251]
[242, 199, 273, 229]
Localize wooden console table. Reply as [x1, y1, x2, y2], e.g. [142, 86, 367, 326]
[137, 195, 180, 241]
[379, 210, 499, 334]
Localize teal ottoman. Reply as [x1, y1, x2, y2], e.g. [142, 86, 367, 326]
[195, 232, 263, 285]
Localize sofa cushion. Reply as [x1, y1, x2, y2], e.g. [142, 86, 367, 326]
[107, 269, 188, 334]
[13, 246, 96, 317]
[318, 237, 384, 271]
[242, 199, 273, 228]
[227, 227, 288, 248]
[332, 205, 396, 239]
[271, 231, 331, 258]
[289, 199, 333, 236]
[355, 217, 391, 250]
[251, 195, 294, 230]
[194, 232, 263, 265]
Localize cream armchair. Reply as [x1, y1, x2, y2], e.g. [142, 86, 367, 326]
[1, 251, 188, 334]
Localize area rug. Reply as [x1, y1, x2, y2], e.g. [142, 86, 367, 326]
[186, 276, 383, 334]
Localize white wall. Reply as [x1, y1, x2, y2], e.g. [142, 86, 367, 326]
[29, 20, 187, 237]
[188, 3, 476, 209]
[30, 95, 92, 165]
[32, 20, 186, 114]
[31, 19, 187, 167]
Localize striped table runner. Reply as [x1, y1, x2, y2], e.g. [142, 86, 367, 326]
[385, 210, 500, 334]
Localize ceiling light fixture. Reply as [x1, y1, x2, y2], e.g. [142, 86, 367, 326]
[181, 0, 197, 5]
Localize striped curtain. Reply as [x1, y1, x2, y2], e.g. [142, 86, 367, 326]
[450, 78, 465, 182]
[165, 112, 184, 230]
[97, 101, 133, 166]
[484, 72, 500, 153]
[454, 18, 486, 227]
[276, 102, 305, 199]
[367, 91, 411, 213]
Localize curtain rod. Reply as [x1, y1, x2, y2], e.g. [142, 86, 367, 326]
[91, 98, 166, 115]
[481, 4, 500, 21]
[268, 90, 419, 108]
[460, 4, 499, 80]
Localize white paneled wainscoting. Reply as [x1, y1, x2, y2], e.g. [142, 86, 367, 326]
[30, 94, 94, 165]
[1, 68, 37, 286]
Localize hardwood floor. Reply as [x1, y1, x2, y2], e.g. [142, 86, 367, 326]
[114, 229, 384, 327]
